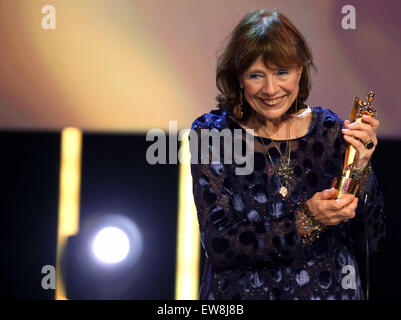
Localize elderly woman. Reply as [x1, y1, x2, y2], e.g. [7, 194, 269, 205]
[190, 10, 384, 300]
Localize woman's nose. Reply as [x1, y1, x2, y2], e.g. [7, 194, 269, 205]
[261, 77, 279, 96]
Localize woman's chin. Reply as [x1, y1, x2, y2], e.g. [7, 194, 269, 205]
[258, 107, 290, 122]
[252, 99, 293, 121]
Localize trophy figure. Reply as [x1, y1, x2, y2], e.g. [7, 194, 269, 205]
[331, 91, 377, 199]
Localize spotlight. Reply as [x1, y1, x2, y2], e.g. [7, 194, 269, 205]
[62, 214, 144, 298]
[87, 214, 144, 268]
[93, 227, 130, 263]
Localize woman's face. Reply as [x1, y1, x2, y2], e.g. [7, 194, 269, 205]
[239, 55, 303, 122]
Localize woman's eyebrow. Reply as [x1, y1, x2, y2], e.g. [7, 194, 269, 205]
[247, 68, 266, 73]
[247, 67, 287, 74]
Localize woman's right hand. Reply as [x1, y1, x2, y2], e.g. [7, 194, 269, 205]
[305, 188, 358, 226]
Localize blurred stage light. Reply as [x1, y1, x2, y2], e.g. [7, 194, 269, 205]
[92, 227, 130, 263]
[56, 127, 82, 300]
[87, 214, 144, 268]
[62, 214, 144, 298]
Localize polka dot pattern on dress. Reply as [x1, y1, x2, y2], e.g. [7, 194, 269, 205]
[190, 106, 384, 300]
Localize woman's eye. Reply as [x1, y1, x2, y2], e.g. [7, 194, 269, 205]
[249, 74, 262, 79]
[277, 69, 289, 76]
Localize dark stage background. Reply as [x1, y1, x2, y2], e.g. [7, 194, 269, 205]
[1, 131, 400, 299]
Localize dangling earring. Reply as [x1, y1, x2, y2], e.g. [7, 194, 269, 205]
[233, 88, 244, 120]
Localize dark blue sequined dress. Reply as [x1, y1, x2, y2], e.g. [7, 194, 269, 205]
[189, 106, 385, 300]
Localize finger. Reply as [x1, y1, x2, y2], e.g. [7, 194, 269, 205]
[348, 197, 359, 211]
[329, 197, 357, 220]
[316, 188, 338, 200]
[342, 196, 358, 211]
[342, 198, 358, 220]
[346, 120, 374, 132]
[343, 134, 371, 152]
[362, 115, 380, 129]
[344, 120, 377, 143]
[342, 128, 373, 144]
[326, 217, 344, 226]
[344, 120, 351, 128]
[344, 207, 356, 220]
[331, 194, 356, 209]
[344, 134, 377, 154]
[344, 131, 378, 149]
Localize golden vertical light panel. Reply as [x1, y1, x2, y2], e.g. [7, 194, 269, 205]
[175, 130, 200, 300]
[55, 127, 82, 300]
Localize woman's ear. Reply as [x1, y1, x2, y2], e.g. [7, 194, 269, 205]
[295, 66, 303, 82]
[297, 66, 303, 78]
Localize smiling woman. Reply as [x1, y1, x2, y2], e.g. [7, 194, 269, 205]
[189, 9, 385, 300]
[215, 10, 315, 124]
[238, 58, 304, 139]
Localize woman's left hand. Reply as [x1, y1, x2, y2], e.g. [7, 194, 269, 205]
[342, 115, 380, 170]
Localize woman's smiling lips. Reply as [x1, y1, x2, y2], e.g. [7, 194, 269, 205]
[258, 94, 287, 107]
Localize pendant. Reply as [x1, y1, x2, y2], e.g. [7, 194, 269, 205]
[277, 159, 294, 182]
[279, 186, 288, 197]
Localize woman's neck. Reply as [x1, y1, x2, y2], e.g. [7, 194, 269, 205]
[250, 113, 289, 139]
[238, 106, 311, 140]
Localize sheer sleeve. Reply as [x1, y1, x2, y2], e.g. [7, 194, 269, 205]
[335, 121, 386, 253]
[348, 167, 385, 253]
[189, 121, 307, 270]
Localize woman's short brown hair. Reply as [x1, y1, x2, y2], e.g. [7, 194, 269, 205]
[215, 10, 316, 119]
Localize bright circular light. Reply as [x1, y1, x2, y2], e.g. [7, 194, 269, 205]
[92, 227, 130, 263]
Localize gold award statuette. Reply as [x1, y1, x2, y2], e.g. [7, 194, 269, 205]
[331, 91, 377, 199]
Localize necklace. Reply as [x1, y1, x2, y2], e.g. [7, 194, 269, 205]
[260, 123, 294, 198]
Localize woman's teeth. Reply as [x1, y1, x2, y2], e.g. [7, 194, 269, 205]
[262, 95, 286, 105]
